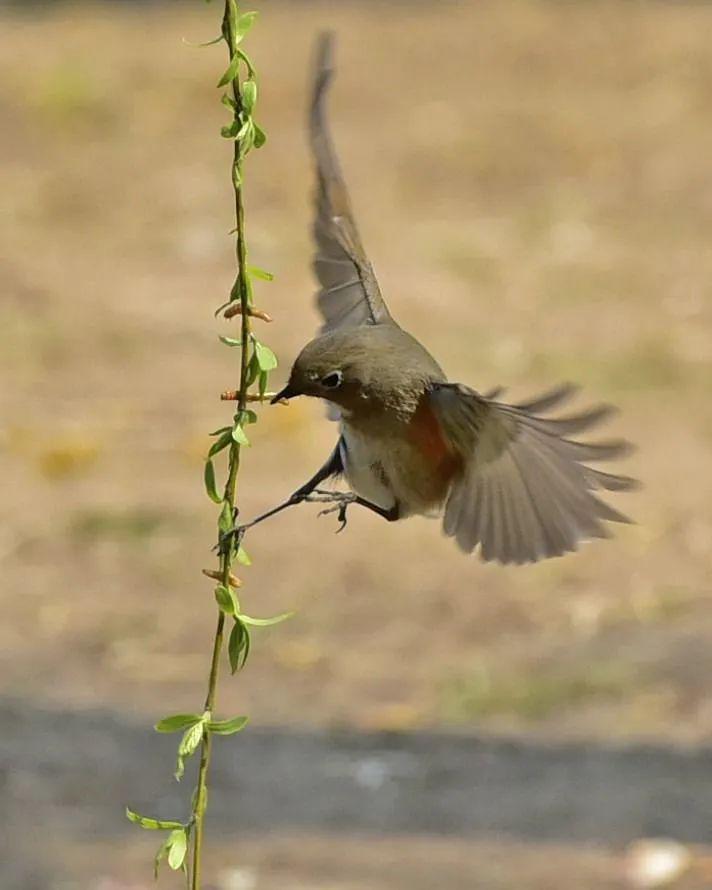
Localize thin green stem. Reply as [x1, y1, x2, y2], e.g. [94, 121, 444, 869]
[190, 2, 251, 887]
[190, 611, 225, 890]
[125, 1, 272, 883]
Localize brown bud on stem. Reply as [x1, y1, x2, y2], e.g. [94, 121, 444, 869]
[220, 390, 286, 402]
[202, 568, 242, 588]
[223, 303, 273, 323]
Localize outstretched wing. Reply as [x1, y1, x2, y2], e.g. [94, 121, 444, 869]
[310, 32, 393, 333]
[429, 383, 638, 564]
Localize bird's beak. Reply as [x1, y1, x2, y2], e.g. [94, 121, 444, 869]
[271, 383, 301, 404]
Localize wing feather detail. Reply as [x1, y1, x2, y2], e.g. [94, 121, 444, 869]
[429, 383, 637, 564]
[310, 32, 393, 333]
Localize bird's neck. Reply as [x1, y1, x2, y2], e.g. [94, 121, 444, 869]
[338, 384, 426, 434]
[340, 389, 423, 428]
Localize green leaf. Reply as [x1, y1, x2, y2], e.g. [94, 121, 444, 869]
[154, 714, 202, 734]
[222, 116, 251, 143]
[154, 835, 172, 878]
[221, 92, 237, 109]
[220, 118, 240, 140]
[240, 409, 258, 425]
[125, 808, 184, 831]
[242, 79, 257, 113]
[214, 584, 237, 616]
[208, 430, 232, 458]
[236, 11, 258, 41]
[239, 118, 255, 154]
[238, 611, 293, 627]
[175, 721, 205, 781]
[181, 34, 224, 48]
[254, 342, 278, 372]
[236, 48, 255, 77]
[253, 122, 267, 149]
[229, 278, 241, 302]
[204, 459, 222, 504]
[228, 620, 251, 673]
[219, 335, 242, 347]
[236, 545, 251, 566]
[209, 426, 231, 437]
[238, 120, 251, 146]
[178, 721, 205, 757]
[258, 370, 269, 399]
[218, 501, 234, 535]
[245, 351, 260, 387]
[247, 265, 273, 281]
[217, 53, 240, 88]
[231, 423, 250, 446]
[207, 715, 249, 735]
[167, 828, 188, 871]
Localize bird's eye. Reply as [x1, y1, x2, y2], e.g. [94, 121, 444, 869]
[321, 370, 343, 389]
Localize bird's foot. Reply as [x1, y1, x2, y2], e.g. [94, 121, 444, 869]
[214, 507, 245, 555]
[318, 500, 351, 533]
[304, 490, 356, 533]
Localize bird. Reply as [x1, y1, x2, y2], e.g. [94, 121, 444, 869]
[242, 32, 637, 565]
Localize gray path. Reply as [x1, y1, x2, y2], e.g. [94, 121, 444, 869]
[2, 698, 711, 848]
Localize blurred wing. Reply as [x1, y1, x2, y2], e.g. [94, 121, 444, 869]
[430, 383, 638, 564]
[310, 32, 393, 333]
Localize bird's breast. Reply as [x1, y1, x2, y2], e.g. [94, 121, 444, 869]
[338, 425, 396, 512]
[340, 396, 461, 517]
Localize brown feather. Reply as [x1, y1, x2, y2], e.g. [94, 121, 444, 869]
[430, 383, 636, 564]
[309, 32, 393, 333]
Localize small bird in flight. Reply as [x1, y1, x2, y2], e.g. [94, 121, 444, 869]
[242, 33, 636, 564]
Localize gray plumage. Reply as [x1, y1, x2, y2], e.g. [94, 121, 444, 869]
[310, 32, 392, 332]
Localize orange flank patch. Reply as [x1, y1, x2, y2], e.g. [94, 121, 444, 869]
[408, 396, 462, 483]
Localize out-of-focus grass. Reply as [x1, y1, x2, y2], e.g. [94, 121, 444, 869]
[1, 0, 711, 741]
[442, 661, 637, 722]
[31, 62, 111, 128]
[37, 439, 102, 480]
[69, 507, 177, 542]
[4, 426, 103, 479]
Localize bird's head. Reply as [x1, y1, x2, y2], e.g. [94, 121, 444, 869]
[271, 330, 371, 410]
[271, 325, 445, 419]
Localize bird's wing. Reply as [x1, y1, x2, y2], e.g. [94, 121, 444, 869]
[429, 382, 638, 564]
[310, 32, 393, 333]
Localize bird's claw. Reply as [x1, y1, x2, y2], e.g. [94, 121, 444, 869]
[317, 501, 350, 533]
[308, 490, 356, 533]
[336, 502, 349, 533]
[213, 507, 244, 555]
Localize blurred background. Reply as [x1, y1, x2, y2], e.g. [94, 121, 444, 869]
[2, 0, 712, 887]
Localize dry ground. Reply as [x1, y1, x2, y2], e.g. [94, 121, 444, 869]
[2, 0, 712, 743]
[27, 833, 709, 890]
